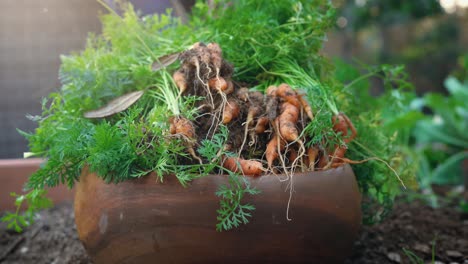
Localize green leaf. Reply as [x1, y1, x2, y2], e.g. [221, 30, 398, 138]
[444, 76, 468, 100]
[215, 173, 259, 232]
[431, 151, 468, 185]
[384, 111, 425, 131]
[416, 121, 468, 148]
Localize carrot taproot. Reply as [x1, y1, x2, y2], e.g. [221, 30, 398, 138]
[280, 102, 299, 122]
[236, 87, 249, 102]
[266, 85, 278, 96]
[276, 83, 300, 108]
[169, 116, 202, 163]
[298, 92, 313, 120]
[208, 77, 228, 92]
[207, 42, 222, 71]
[315, 147, 329, 169]
[279, 122, 299, 143]
[224, 79, 234, 95]
[238, 105, 262, 154]
[332, 112, 357, 143]
[222, 156, 264, 176]
[173, 70, 187, 93]
[307, 146, 319, 170]
[169, 116, 195, 139]
[327, 145, 347, 169]
[222, 99, 240, 124]
[266, 95, 279, 122]
[325, 112, 357, 168]
[254, 116, 269, 134]
[278, 102, 300, 142]
[265, 134, 286, 168]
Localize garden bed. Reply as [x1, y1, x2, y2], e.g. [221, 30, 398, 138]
[1, 199, 467, 264]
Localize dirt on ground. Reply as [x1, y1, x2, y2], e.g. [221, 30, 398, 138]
[1, 200, 467, 264]
[346, 199, 468, 264]
[0, 203, 91, 264]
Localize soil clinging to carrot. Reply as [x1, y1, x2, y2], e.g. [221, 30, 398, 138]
[169, 42, 357, 176]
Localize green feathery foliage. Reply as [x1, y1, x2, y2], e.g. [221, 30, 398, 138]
[3, 0, 415, 231]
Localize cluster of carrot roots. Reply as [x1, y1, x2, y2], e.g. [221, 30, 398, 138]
[168, 42, 357, 177]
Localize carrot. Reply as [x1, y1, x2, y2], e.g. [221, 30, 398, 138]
[169, 116, 195, 139]
[169, 122, 177, 134]
[239, 105, 261, 154]
[265, 134, 286, 168]
[266, 85, 278, 96]
[279, 121, 299, 143]
[222, 99, 240, 124]
[169, 116, 202, 163]
[317, 149, 329, 169]
[173, 70, 187, 93]
[332, 112, 357, 143]
[208, 77, 228, 92]
[207, 42, 222, 71]
[222, 156, 264, 176]
[280, 102, 299, 122]
[266, 95, 279, 122]
[278, 102, 299, 142]
[236, 87, 249, 102]
[307, 146, 319, 170]
[327, 145, 347, 169]
[224, 79, 234, 95]
[276, 83, 300, 108]
[254, 116, 269, 134]
[248, 91, 264, 104]
[298, 93, 313, 120]
[325, 112, 357, 168]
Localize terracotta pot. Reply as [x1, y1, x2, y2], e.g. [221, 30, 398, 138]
[0, 158, 74, 211]
[75, 164, 361, 264]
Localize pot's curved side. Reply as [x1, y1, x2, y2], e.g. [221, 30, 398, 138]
[75, 165, 361, 264]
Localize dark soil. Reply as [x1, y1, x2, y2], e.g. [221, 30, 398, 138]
[346, 200, 468, 264]
[0, 203, 91, 264]
[1, 200, 467, 264]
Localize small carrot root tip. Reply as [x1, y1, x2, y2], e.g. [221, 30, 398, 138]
[222, 156, 264, 176]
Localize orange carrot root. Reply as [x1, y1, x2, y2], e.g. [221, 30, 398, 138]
[169, 116, 195, 139]
[278, 102, 300, 142]
[169, 116, 201, 163]
[222, 156, 264, 176]
[327, 146, 347, 169]
[307, 146, 319, 170]
[208, 77, 228, 92]
[222, 99, 240, 124]
[254, 116, 269, 134]
[265, 134, 286, 168]
[236, 87, 249, 102]
[332, 112, 357, 143]
[173, 70, 187, 93]
[207, 42, 222, 71]
[224, 79, 234, 95]
[298, 93, 313, 120]
[276, 83, 300, 108]
[317, 149, 329, 169]
[266, 85, 278, 96]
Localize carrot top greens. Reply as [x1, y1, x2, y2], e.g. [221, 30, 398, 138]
[3, 0, 416, 232]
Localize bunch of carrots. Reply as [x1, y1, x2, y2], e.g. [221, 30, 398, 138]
[168, 42, 357, 176]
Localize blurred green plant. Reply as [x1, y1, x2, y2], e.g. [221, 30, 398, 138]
[413, 71, 468, 189]
[334, 58, 419, 223]
[337, 0, 443, 30]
